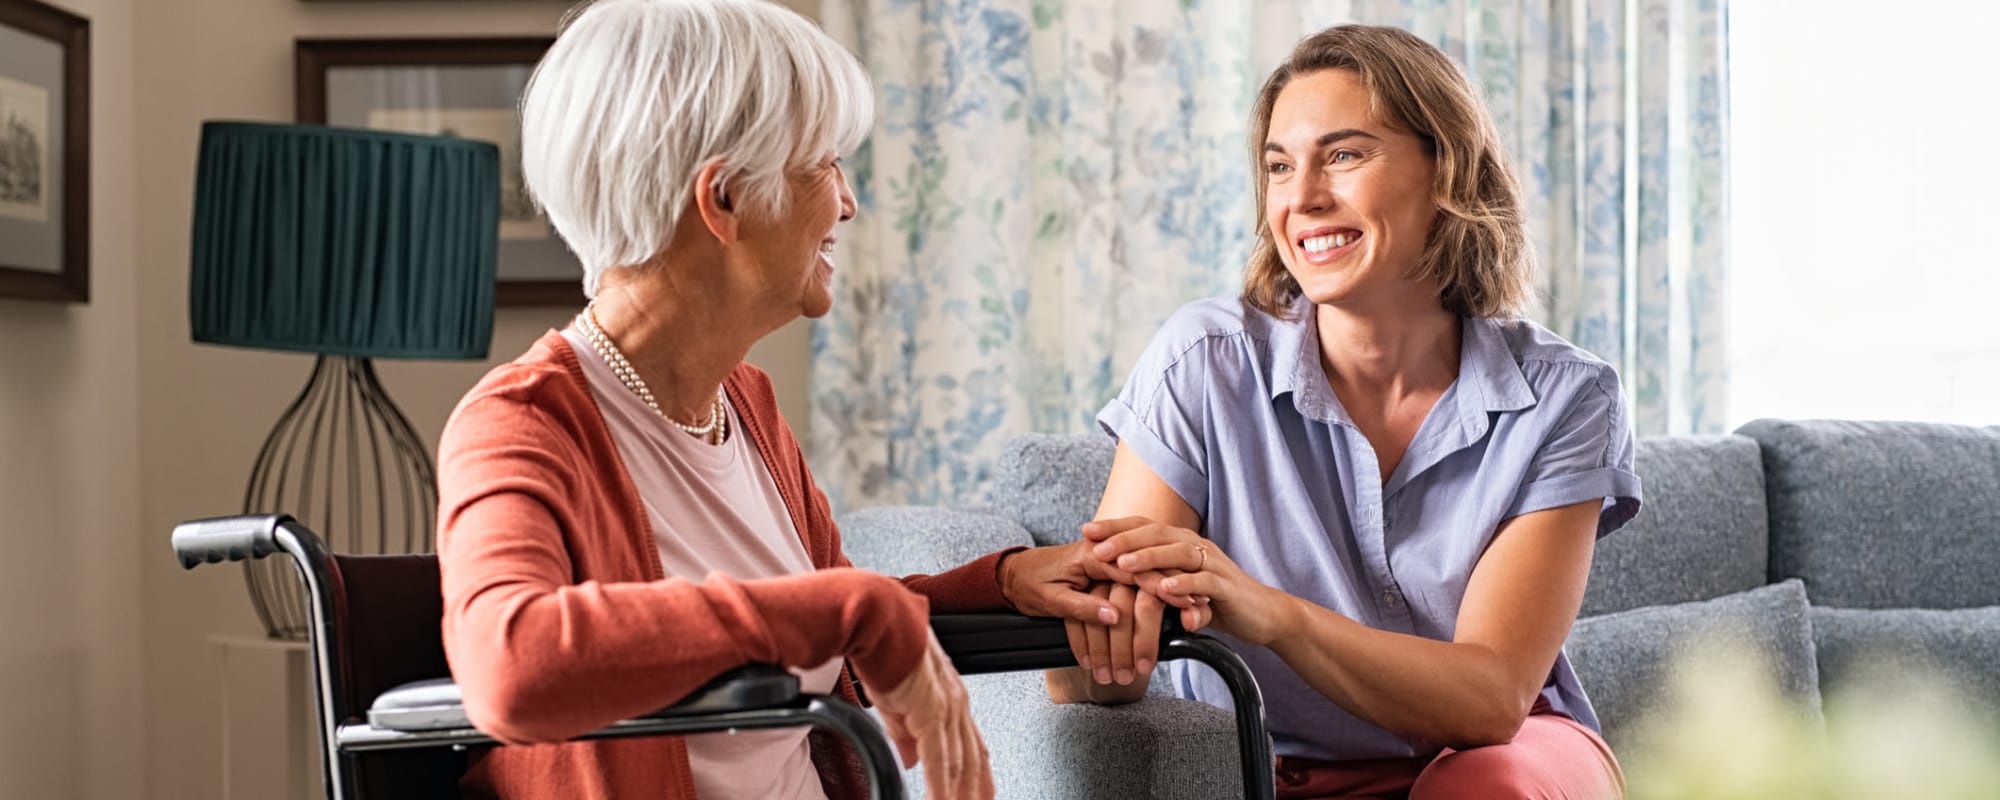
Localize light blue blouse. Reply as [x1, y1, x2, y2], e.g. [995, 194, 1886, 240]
[1098, 295, 1642, 761]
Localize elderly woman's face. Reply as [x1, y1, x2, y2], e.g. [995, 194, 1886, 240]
[739, 154, 857, 320]
[1262, 69, 1438, 311]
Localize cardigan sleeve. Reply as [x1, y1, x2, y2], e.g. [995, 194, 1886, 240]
[437, 388, 930, 746]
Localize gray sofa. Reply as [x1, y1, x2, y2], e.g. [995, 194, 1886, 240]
[839, 419, 2000, 798]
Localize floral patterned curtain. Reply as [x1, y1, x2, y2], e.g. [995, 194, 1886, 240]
[812, 0, 1728, 511]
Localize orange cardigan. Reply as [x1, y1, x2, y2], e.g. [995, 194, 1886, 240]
[437, 331, 1015, 799]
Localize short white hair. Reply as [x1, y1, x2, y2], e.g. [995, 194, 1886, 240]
[520, 0, 874, 296]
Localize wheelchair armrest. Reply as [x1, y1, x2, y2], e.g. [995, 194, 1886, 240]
[932, 611, 1195, 674]
[932, 611, 1070, 671]
[367, 664, 803, 732]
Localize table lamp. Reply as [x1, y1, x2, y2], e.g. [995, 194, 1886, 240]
[188, 120, 498, 639]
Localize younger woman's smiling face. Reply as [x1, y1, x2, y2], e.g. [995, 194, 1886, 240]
[1262, 69, 1442, 313]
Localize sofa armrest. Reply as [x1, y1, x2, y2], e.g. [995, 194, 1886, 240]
[927, 612, 1272, 799]
[839, 505, 1035, 577]
[903, 670, 1246, 800]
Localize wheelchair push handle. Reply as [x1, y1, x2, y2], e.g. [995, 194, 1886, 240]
[172, 514, 291, 569]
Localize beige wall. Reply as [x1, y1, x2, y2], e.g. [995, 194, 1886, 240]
[0, 0, 142, 797]
[118, 1, 817, 799]
[0, 0, 820, 794]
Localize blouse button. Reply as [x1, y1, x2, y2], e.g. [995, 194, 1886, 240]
[1381, 589, 1401, 607]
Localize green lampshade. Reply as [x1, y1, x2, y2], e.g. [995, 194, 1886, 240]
[189, 121, 499, 360]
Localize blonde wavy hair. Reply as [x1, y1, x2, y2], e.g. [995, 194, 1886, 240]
[1244, 25, 1532, 319]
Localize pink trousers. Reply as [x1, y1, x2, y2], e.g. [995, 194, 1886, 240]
[1273, 705, 1624, 800]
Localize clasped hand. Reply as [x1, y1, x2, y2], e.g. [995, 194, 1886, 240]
[1064, 516, 1216, 692]
[1060, 515, 1278, 689]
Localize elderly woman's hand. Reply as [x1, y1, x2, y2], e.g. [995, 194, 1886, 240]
[997, 540, 1133, 626]
[871, 630, 995, 800]
[1071, 579, 1159, 689]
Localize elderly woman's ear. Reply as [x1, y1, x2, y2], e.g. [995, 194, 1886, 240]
[692, 160, 739, 244]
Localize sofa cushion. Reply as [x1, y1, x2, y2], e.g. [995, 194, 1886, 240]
[1738, 419, 2000, 608]
[1810, 605, 2000, 722]
[1566, 579, 1822, 754]
[1582, 435, 1770, 616]
[988, 433, 1116, 547]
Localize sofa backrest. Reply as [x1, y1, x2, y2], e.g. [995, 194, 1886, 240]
[988, 430, 1777, 618]
[988, 433, 1116, 546]
[1581, 434, 1772, 616]
[1737, 418, 2000, 609]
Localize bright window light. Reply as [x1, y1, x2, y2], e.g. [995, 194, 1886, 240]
[1728, 1, 2000, 428]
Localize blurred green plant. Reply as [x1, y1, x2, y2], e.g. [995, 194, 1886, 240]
[1625, 636, 2000, 799]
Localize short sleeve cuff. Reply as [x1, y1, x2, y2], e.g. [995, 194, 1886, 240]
[1505, 466, 1643, 537]
[1096, 399, 1208, 520]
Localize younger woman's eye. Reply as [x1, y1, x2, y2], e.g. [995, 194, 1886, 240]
[1265, 162, 1292, 175]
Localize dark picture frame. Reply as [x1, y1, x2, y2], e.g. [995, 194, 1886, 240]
[0, 0, 89, 303]
[295, 37, 581, 308]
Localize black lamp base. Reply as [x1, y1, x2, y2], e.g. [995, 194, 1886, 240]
[242, 354, 437, 640]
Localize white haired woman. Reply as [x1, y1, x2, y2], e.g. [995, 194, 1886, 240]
[435, 2, 1133, 798]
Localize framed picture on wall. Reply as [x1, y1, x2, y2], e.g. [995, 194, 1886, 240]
[295, 37, 579, 307]
[0, 0, 89, 303]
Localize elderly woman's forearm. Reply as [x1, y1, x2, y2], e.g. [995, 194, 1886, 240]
[446, 539, 929, 742]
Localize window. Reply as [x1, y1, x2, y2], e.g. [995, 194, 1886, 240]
[1727, 1, 2000, 428]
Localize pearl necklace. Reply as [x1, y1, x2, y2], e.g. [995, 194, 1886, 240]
[576, 305, 728, 445]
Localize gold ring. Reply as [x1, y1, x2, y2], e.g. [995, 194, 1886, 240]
[1194, 544, 1207, 571]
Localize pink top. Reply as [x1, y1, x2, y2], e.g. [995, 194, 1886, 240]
[565, 328, 838, 800]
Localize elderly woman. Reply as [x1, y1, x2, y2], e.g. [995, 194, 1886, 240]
[1052, 25, 1641, 799]
[436, 2, 1130, 798]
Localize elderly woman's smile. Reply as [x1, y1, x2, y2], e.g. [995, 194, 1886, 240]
[753, 159, 856, 319]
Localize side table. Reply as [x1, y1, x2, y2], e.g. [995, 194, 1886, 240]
[210, 633, 322, 800]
